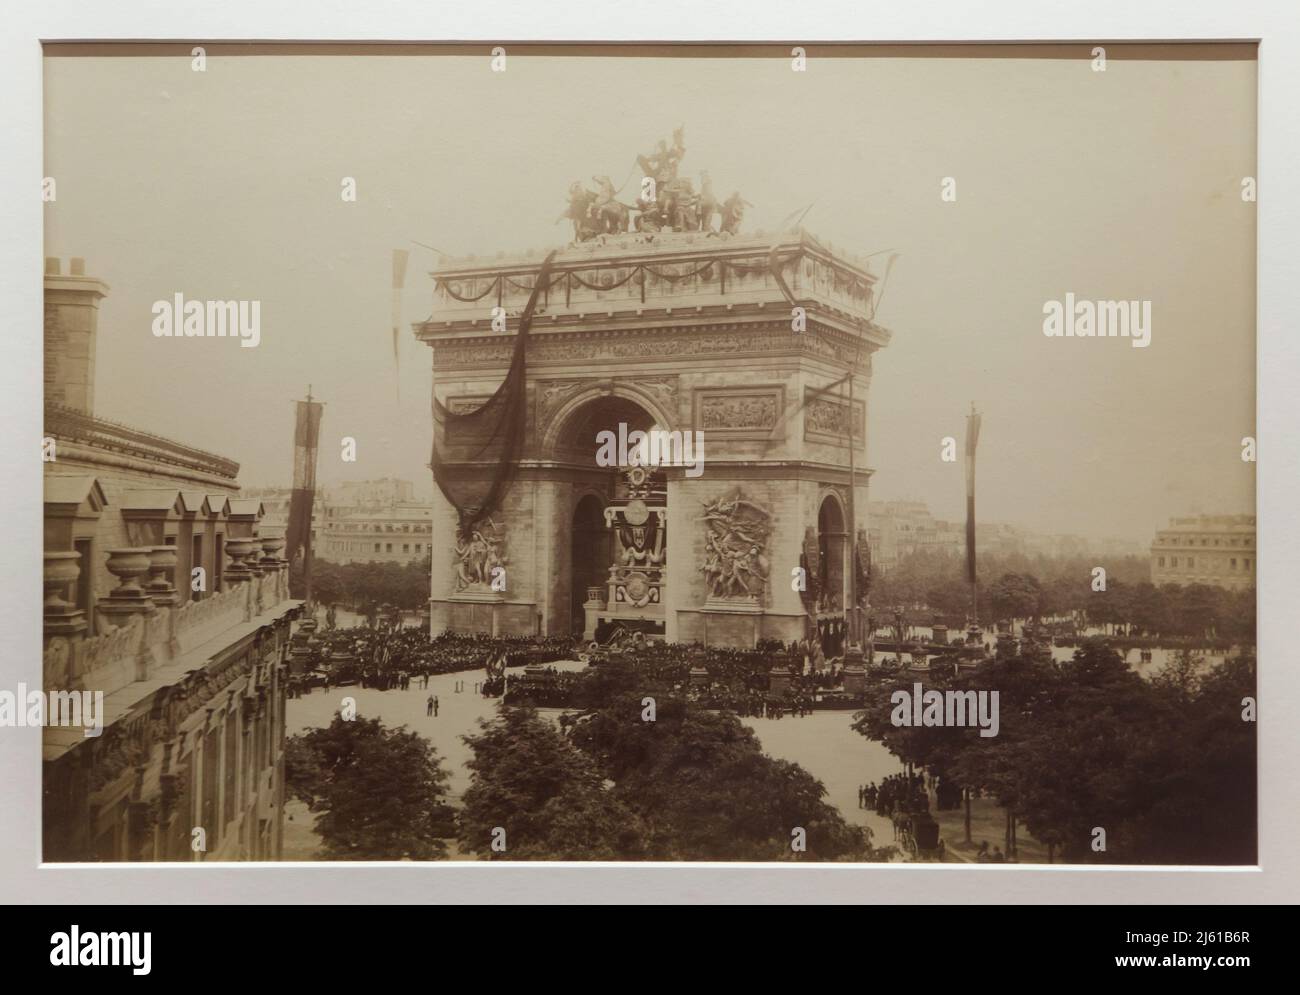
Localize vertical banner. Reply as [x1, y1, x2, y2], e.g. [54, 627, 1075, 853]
[391, 248, 409, 401]
[965, 405, 981, 586]
[287, 398, 324, 600]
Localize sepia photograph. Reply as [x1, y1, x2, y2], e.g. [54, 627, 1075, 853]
[31, 38, 1260, 872]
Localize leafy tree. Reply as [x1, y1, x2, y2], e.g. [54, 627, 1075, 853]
[991, 572, 1043, 622]
[459, 707, 647, 860]
[852, 641, 1256, 864]
[286, 716, 453, 859]
[570, 691, 877, 861]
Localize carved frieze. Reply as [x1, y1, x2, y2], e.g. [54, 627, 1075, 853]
[536, 380, 590, 426]
[804, 389, 866, 446]
[693, 385, 783, 440]
[446, 395, 491, 415]
[432, 326, 871, 371]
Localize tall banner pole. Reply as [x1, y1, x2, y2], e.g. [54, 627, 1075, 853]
[392, 249, 409, 403]
[965, 403, 982, 626]
[288, 387, 324, 607]
[846, 359, 858, 649]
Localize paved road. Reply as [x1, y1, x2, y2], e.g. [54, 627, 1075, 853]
[740, 711, 903, 851]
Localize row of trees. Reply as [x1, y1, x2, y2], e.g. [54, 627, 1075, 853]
[851, 642, 1257, 864]
[874, 550, 1255, 643]
[292, 555, 432, 611]
[872, 549, 1153, 619]
[1082, 580, 1254, 644]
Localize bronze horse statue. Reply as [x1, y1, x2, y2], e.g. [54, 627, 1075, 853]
[590, 175, 631, 234]
[560, 181, 599, 242]
[720, 192, 752, 235]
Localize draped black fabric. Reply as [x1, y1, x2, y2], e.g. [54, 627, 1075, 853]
[431, 250, 558, 540]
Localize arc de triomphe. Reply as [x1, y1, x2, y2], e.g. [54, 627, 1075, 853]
[416, 227, 890, 648]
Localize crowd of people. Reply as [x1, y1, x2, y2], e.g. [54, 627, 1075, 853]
[501, 636, 849, 711]
[285, 621, 576, 698]
[859, 772, 929, 818]
[285, 615, 870, 718]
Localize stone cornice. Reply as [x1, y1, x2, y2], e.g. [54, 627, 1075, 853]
[425, 319, 883, 374]
[430, 229, 876, 283]
[45, 403, 241, 482]
[433, 460, 874, 484]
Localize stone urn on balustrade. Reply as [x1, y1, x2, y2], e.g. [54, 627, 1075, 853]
[98, 547, 157, 627]
[44, 549, 87, 639]
[242, 534, 265, 578]
[145, 545, 180, 608]
[259, 530, 287, 569]
[223, 537, 257, 584]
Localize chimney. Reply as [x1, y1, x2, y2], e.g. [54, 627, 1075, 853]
[44, 258, 109, 414]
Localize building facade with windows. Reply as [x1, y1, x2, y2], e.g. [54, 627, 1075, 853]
[318, 503, 434, 565]
[42, 258, 300, 862]
[1149, 514, 1256, 590]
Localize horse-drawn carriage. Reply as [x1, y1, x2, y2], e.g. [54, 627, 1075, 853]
[577, 625, 647, 664]
[896, 809, 944, 862]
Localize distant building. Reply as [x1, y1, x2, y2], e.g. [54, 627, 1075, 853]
[1150, 514, 1256, 590]
[330, 477, 415, 510]
[867, 499, 1142, 570]
[867, 500, 962, 570]
[241, 486, 322, 550]
[319, 502, 433, 565]
[42, 257, 298, 862]
[243, 480, 433, 566]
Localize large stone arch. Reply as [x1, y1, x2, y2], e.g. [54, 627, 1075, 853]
[540, 381, 679, 460]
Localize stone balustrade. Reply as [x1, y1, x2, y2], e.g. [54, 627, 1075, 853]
[43, 548, 292, 694]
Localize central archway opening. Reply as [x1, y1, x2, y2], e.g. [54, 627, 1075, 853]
[818, 493, 847, 658]
[571, 493, 611, 635]
[552, 393, 667, 641]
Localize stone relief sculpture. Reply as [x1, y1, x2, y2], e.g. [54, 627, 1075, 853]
[700, 491, 772, 601]
[453, 518, 508, 593]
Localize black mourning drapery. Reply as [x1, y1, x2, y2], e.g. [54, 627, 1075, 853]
[431, 250, 559, 539]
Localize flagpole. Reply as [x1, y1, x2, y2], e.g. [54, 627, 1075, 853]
[846, 354, 859, 651]
[966, 402, 980, 630]
[304, 385, 315, 610]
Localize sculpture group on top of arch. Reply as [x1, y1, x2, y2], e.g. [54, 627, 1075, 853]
[561, 126, 752, 242]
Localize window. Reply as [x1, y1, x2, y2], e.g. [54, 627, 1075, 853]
[1171, 557, 1178, 567]
[1230, 558, 1237, 569]
[1157, 557, 1165, 567]
[1245, 559, 1252, 570]
[386, 543, 393, 553]
[373, 543, 380, 552]
[1187, 557, 1194, 568]
[402, 544, 409, 553]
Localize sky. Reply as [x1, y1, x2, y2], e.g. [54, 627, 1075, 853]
[43, 45, 1256, 542]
